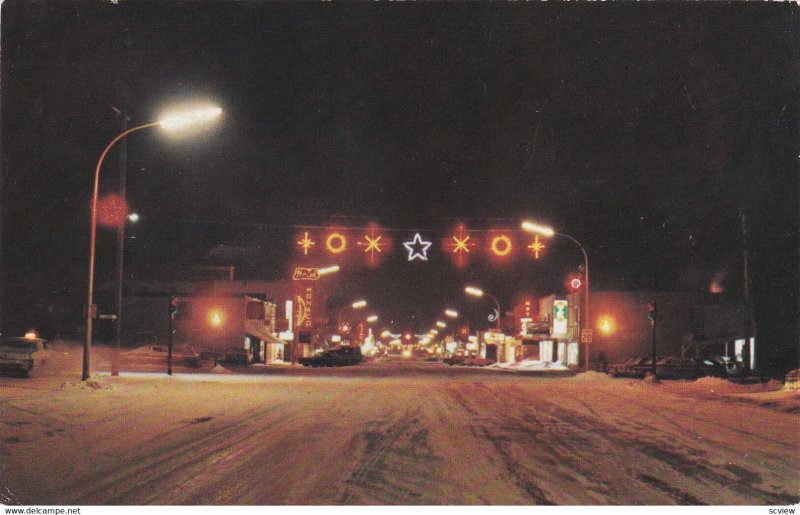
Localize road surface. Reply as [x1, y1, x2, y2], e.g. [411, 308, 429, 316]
[0, 357, 797, 505]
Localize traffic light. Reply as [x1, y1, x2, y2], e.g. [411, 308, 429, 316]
[170, 297, 179, 320]
[647, 301, 657, 325]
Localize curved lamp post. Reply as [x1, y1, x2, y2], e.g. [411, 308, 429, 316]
[337, 299, 367, 332]
[83, 105, 222, 381]
[464, 286, 501, 330]
[521, 220, 590, 370]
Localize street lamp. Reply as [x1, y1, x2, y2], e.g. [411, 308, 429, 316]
[366, 315, 379, 324]
[435, 321, 447, 329]
[337, 299, 368, 331]
[464, 286, 501, 330]
[83, 104, 222, 381]
[444, 309, 458, 319]
[521, 219, 590, 370]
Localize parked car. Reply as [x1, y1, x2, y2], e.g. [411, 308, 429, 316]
[654, 356, 704, 380]
[607, 357, 651, 378]
[0, 336, 50, 377]
[299, 346, 363, 367]
[443, 356, 494, 367]
[334, 346, 363, 365]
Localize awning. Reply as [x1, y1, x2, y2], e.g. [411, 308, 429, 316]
[245, 321, 285, 344]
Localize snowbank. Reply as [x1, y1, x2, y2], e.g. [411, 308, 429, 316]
[490, 359, 569, 371]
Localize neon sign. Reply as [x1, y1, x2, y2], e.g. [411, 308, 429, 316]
[292, 267, 321, 281]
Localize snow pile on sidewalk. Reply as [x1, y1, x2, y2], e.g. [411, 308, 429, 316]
[571, 370, 615, 382]
[488, 359, 569, 371]
[210, 364, 232, 374]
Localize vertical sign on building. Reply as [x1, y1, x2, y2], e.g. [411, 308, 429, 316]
[291, 267, 323, 362]
[553, 300, 569, 335]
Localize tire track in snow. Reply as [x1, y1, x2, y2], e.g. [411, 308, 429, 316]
[336, 410, 444, 504]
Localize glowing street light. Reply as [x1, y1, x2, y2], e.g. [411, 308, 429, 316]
[366, 315, 379, 324]
[338, 299, 368, 329]
[444, 309, 459, 319]
[520, 221, 555, 238]
[464, 286, 501, 330]
[521, 219, 590, 370]
[464, 286, 484, 298]
[158, 105, 223, 132]
[317, 265, 340, 276]
[84, 103, 222, 381]
[126, 212, 140, 223]
[209, 309, 224, 327]
[598, 316, 614, 335]
[436, 321, 447, 329]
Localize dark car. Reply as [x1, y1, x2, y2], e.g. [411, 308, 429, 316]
[607, 357, 650, 378]
[299, 346, 362, 367]
[334, 346, 363, 365]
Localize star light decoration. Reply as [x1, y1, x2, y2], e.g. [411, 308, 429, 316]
[297, 231, 316, 256]
[357, 225, 388, 266]
[403, 233, 432, 261]
[445, 224, 477, 267]
[527, 235, 546, 259]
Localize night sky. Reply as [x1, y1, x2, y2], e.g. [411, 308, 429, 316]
[1, 2, 797, 370]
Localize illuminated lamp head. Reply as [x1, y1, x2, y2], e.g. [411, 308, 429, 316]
[598, 316, 614, 335]
[209, 310, 224, 328]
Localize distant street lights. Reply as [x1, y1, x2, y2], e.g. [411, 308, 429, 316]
[521, 220, 590, 370]
[464, 286, 501, 330]
[83, 104, 222, 381]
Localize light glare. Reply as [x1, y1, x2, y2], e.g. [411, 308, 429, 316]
[521, 221, 555, 237]
[465, 286, 484, 297]
[159, 105, 222, 132]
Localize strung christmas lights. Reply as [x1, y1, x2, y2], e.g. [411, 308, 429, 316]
[294, 223, 547, 265]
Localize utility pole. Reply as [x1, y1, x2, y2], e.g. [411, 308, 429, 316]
[168, 296, 176, 375]
[740, 209, 755, 370]
[649, 301, 658, 379]
[112, 107, 128, 377]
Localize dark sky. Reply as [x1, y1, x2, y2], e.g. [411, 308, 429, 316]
[1, 2, 798, 368]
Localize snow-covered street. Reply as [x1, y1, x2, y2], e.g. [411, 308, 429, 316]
[0, 354, 797, 505]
